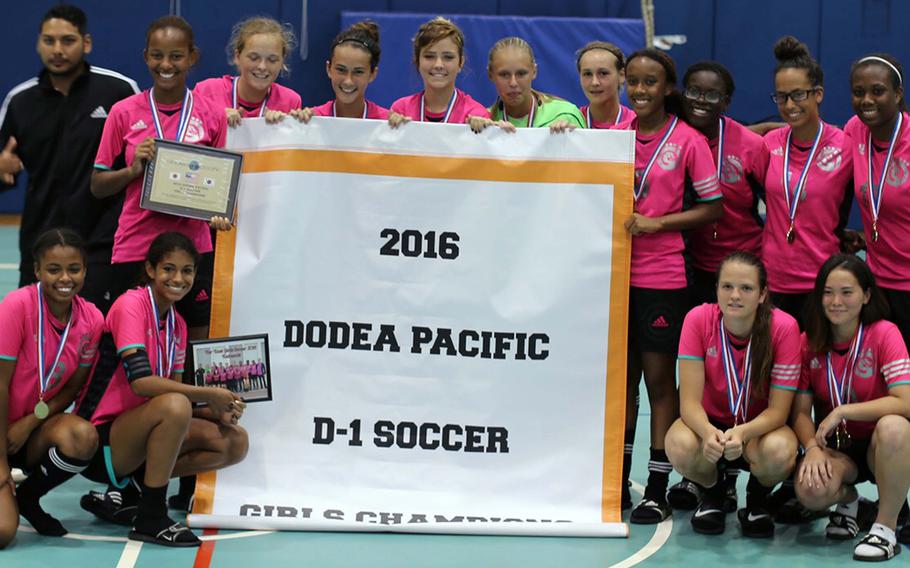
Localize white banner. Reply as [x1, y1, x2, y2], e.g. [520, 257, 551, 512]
[188, 117, 633, 537]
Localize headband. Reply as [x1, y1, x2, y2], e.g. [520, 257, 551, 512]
[858, 56, 903, 87]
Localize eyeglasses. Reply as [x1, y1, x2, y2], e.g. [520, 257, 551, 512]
[683, 87, 724, 104]
[770, 88, 820, 104]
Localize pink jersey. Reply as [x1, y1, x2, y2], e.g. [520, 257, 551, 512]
[94, 89, 227, 263]
[88, 288, 187, 425]
[579, 104, 635, 130]
[844, 113, 910, 291]
[761, 123, 853, 293]
[390, 89, 490, 123]
[689, 117, 766, 272]
[193, 76, 301, 116]
[0, 286, 103, 424]
[678, 303, 800, 427]
[799, 321, 910, 439]
[631, 115, 722, 289]
[311, 99, 390, 120]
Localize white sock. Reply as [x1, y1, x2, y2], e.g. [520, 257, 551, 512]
[869, 522, 897, 545]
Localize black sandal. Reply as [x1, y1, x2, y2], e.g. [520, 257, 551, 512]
[853, 533, 901, 562]
[129, 522, 201, 548]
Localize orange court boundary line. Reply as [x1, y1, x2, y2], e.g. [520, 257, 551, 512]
[209, 147, 634, 527]
[242, 148, 634, 186]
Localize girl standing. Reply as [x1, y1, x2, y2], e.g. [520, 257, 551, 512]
[761, 37, 853, 326]
[487, 37, 585, 132]
[194, 17, 302, 125]
[622, 48, 723, 524]
[576, 41, 635, 130]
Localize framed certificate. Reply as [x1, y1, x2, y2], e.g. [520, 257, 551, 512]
[190, 334, 272, 404]
[140, 139, 244, 221]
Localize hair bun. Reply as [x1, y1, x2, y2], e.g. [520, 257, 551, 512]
[774, 36, 810, 62]
[350, 20, 379, 44]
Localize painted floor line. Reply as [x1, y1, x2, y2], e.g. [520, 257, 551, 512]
[18, 524, 273, 542]
[115, 539, 142, 568]
[608, 481, 672, 568]
[0, 263, 17, 270]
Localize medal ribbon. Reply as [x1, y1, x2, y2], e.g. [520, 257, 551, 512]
[419, 89, 458, 123]
[585, 105, 623, 128]
[636, 116, 679, 201]
[332, 100, 368, 119]
[825, 323, 864, 413]
[36, 283, 72, 402]
[719, 318, 753, 425]
[502, 94, 537, 128]
[148, 88, 194, 142]
[866, 112, 903, 235]
[232, 77, 269, 118]
[716, 117, 726, 180]
[782, 122, 825, 230]
[147, 286, 177, 377]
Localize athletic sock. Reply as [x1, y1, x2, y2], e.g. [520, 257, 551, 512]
[134, 483, 170, 533]
[645, 448, 672, 500]
[622, 428, 635, 486]
[725, 468, 740, 486]
[177, 475, 196, 498]
[16, 447, 88, 536]
[745, 474, 773, 510]
[869, 522, 897, 544]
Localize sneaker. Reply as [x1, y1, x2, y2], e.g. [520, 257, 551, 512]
[853, 532, 901, 562]
[738, 505, 775, 538]
[667, 479, 702, 510]
[129, 521, 201, 548]
[80, 489, 138, 526]
[630, 496, 672, 524]
[691, 490, 727, 535]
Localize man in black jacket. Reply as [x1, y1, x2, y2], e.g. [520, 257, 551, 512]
[0, 4, 138, 311]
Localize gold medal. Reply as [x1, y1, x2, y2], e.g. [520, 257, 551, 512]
[835, 424, 852, 450]
[786, 223, 796, 244]
[872, 222, 879, 243]
[34, 400, 49, 420]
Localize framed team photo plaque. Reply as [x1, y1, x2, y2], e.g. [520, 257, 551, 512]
[140, 138, 243, 221]
[190, 334, 272, 404]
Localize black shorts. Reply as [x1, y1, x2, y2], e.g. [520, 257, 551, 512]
[825, 434, 874, 484]
[81, 260, 118, 315]
[770, 291, 809, 331]
[81, 421, 136, 489]
[882, 287, 910, 349]
[628, 286, 693, 354]
[109, 252, 214, 328]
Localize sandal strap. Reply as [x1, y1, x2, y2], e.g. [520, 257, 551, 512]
[855, 533, 898, 559]
[156, 523, 195, 542]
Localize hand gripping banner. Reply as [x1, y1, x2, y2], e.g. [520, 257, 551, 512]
[188, 118, 633, 537]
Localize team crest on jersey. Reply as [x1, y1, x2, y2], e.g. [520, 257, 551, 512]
[810, 357, 821, 369]
[858, 142, 866, 156]
[816, 146, 843, 172]
[721, 155, 744, 184]
[855, 347, 875, 379]
[78, 334, 96, 360]
[657, 142, 681, 171]
[886, 157, 910, 187]
[184, 116, 205, 143]
[47, 361, 67, 391]
[706, 346, 718, 358]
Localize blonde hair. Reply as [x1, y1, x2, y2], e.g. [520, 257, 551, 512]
[226, 17, 297, 74]
[487, 36, 561, 107]
[412, 17, 464, 67]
